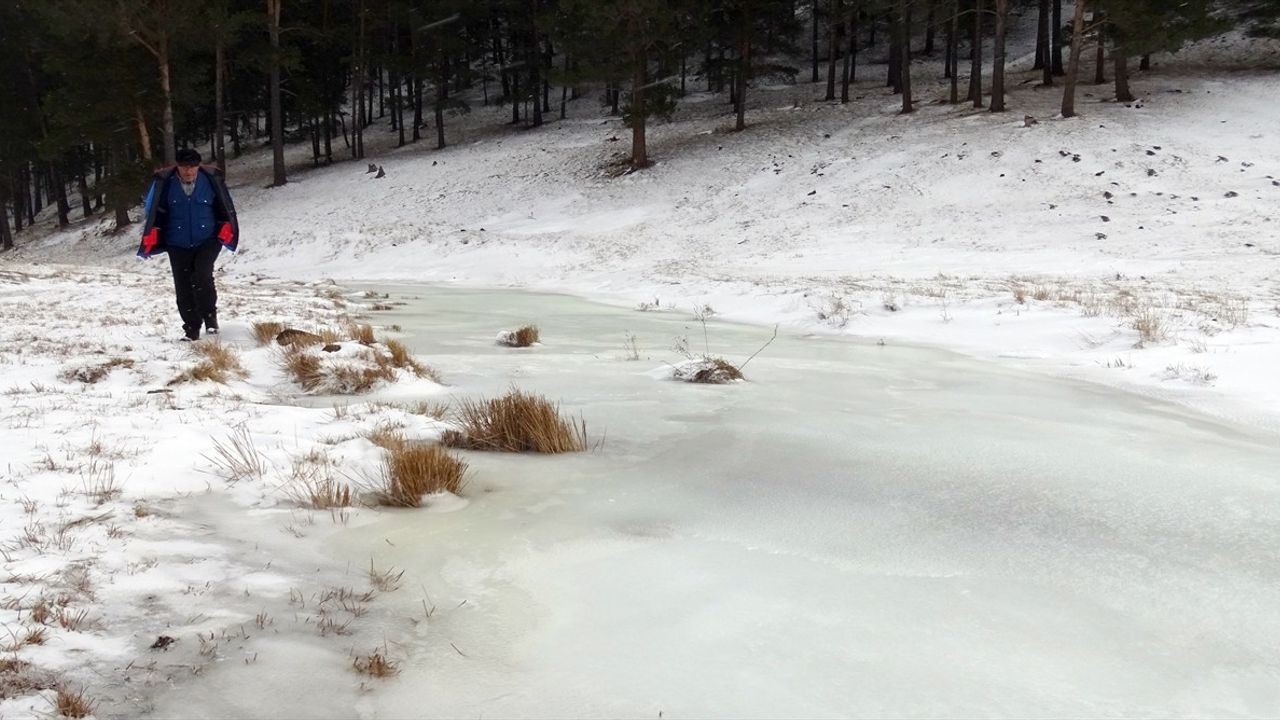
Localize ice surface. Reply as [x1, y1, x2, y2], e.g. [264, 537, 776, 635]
[152, 286, 1280, 718]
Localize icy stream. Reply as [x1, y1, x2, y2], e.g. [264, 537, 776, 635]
[155, 286, 1280, 718]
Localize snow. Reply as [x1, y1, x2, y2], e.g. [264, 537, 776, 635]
[3, 25, 1280, 719]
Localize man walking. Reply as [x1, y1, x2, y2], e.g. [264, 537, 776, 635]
[137, 148, 240, 341]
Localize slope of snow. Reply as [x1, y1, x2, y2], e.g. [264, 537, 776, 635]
[3, 28, 1280, 718]
[10, 35, 1279, 429]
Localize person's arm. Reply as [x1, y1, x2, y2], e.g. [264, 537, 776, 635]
[138, 177, 164, 257]
[212, 171, 239, 251]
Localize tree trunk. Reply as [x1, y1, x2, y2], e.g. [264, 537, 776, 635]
[1051, 0, 1064, 75]
[435, 53, 448, 150]
[1061, 0, 1086, 117]
[268, 0, 287, 186]
[51, 164, 70, 227]
[561, 53, 571, 118]
[157, 33, 176, 166]
[735, 23, 749, 131]
[1114, 47, 1133, 102]
[943, 1, 952, 78]
[109, 133, 131, 230]
[0, 185, 12, 251]
[310, 117, 320, 166]
[631, 55, 648, 167]
[991, 0, 1007, 112]
[924, 3, 936, 55]
[93, 152, 104, 211]
[324, 111, 333, 161]
[78, 168, 92, 218]
[1094, 18, 1107, 84]
[825, 0, 839, 100]
[134, 107, 153, 163]
[413, 75, 423, 141]
[215, 36, 226, 173]
[511, 68, 520, 124]
[353, 0, 366, 160]
[812, 0, 821, 82]
[888, 10, 901, 91]
[1034, 0, 1048, 69]
[969, 0, 984, 108]
[13, 172, 23, 232]
[17, 167, 31, 229]
[1040, 0, 1054, 85]
[949, 0, 959, 102]
[841, 12, 854, 101]
[899, 0, 912, 113]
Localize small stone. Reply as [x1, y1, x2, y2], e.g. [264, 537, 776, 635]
[151, 636, 177, 650]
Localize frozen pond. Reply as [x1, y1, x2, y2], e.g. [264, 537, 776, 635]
[157, 286, 1280, 718]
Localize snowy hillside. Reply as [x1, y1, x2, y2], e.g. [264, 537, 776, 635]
[4, 20, 1280, 720]
[14, 32, 1280, 427]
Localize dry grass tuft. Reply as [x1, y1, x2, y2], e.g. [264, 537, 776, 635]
[403, 400, 449, 419]
[672, 357, 745, 384]
[285, 450, 352, 509]
[169, 340, 247, 385]
[352, 649, 399, 678]
[59, 358, 134, 384]
[330, 354, 396, 393]
[443, 390, 587, 453]
[382, 338, 437, 380]
[207, 425, 269, 484]
[364, 424, 406, 451]
[1, 658, 58, 699]
[253, 321, 285, 346]
[281, 347, 325, 390]
[55, 607, 93, 632]
[1132, 308, 1169, 345]
[497, 325, 540, 348]
[1, 625, 47, 652]
[54, 685, 97, 718]
[29, 599, 52, 625]
[348, 323, 376, 345]
[376, 439, 468, 506]
[368, 560, 404, 592]
[1012, 285, 1028, 304]
[280, 343, 428, 394]
[80, 457, 121, 505]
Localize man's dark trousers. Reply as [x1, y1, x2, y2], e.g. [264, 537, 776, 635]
[167, 240, 220, 338]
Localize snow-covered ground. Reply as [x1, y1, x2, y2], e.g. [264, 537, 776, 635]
[4, 23, 1280, 718]
[10, 29, 1280, 430]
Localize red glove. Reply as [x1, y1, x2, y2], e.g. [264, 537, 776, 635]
[217, 223, 235, 246]
[141, 228, 159, 255]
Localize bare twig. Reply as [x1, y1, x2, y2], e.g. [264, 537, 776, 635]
[737, 324, 778, 372]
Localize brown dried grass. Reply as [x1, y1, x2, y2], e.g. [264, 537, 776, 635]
[54, 685, 96, 718]
[673, 357, 744, 384]
[442, 389, 587, 453]
[58, 358, 134, 384]
[498, 325, 540, 348]
[352, 649, 399, 678]
[286, 451, 353, 509]
[348, 323, 376, 345]
[253, 321, 285, 346]
[382, 338, 437, 381]
[169, 341, 247, 385]
[280, 348, 324, 390]
[378, 439, 468, 506]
